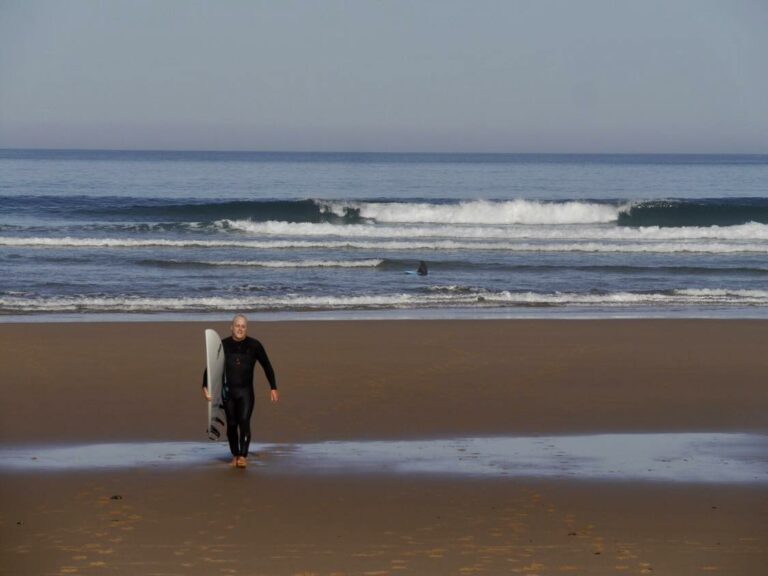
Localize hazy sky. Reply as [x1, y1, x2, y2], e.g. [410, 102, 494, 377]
[1, 0, 767, 153]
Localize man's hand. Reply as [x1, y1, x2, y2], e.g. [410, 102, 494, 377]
[202, 387, 212, 401]
[270, 389, 279, 403]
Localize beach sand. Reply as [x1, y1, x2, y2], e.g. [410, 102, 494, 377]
[1, 319, 767, 575]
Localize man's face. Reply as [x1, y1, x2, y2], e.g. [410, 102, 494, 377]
[231, 317, 247, 341]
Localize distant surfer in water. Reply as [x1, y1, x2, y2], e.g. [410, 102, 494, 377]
[202, 314, 279, 468]
[417, 260, 428, 276]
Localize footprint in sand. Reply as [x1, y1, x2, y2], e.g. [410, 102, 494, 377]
[615, 544, 637, 560]
[513, 561, 546, 574]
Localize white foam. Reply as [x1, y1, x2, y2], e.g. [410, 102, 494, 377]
[200, 259, 383, 268]
[222, 219, 768, 242]
[2, 236, 767, 254]
[321, 199, 622, 225]
[0, 294, 423, 313]
[0, 236, 250, 248]
[3, 289, 768, 313]
[675, 288, 768, 300]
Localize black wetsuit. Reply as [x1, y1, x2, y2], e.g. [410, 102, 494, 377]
[202, 336, 277, 458]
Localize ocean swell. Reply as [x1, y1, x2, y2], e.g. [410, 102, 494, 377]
[619, 198, 768, 227]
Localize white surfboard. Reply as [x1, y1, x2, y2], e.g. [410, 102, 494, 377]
[205, 329, 226, 441]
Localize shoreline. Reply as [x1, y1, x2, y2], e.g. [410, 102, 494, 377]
[3, 305, 768, 324]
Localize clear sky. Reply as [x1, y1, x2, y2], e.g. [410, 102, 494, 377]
[1, 0, 767, 153]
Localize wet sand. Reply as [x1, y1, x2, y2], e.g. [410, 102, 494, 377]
[1, 319, 767, 574]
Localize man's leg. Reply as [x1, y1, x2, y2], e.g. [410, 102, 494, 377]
[223, 393, 240, 463]
[237, 388, 255, 464]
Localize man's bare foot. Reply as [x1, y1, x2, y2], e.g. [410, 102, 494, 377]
[236, 456, 247, 468]
[230, 457, 238, 467]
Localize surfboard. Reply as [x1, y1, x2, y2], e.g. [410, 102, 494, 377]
[204, 329, 226, 441]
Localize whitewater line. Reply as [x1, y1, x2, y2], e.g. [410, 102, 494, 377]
[319, 199, 623, 225]
[2, 289, 768, 313]
[221, 219, 768, 241]
[1, 236, 767, 254]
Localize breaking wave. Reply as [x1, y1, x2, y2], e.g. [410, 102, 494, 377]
[6, 195, 767, 228]
[318, 199, 621, 225]
[3, 289, 768, 314]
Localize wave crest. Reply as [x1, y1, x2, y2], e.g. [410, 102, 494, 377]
[619, 198, 768, 227]
[322, 199, 620, 225]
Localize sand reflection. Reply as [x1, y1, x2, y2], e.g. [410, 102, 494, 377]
[1, 433, 766, 484]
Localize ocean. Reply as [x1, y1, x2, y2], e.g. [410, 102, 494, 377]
[1, 149, 767, 321]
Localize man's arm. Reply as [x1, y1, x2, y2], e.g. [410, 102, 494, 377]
[255, 342, 279, 403]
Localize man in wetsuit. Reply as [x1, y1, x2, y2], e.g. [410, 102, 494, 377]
[202, 314, 279, 468]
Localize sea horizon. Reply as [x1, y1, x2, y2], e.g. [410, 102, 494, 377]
[3, 147, 768, 159]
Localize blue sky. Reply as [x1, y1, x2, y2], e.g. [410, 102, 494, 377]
[1, 0, 767, 153]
